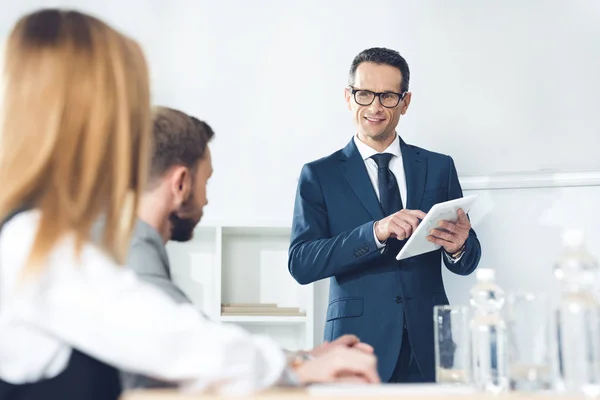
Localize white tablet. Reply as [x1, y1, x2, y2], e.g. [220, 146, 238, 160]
[396, 195, 478, 261]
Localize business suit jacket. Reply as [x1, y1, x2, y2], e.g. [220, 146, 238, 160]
[288, 137, 481, 382]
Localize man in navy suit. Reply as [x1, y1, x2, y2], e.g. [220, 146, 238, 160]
[288, 47, 481, 383]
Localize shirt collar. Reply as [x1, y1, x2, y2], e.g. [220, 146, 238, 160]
[133, 218, 172, 272]
[353, 133, 402, 161]
[135, 219, 165, 246]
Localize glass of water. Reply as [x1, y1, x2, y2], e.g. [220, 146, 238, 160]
[434, 305, 471, 385]
[505, 292, 551, 392]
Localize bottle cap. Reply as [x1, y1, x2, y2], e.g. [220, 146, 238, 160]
[561, 229, 585, 248]
[476, 268, 495, 282]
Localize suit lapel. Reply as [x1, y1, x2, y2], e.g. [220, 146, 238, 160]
[400, 138, 427, 210]
[339, 139, 385, 220]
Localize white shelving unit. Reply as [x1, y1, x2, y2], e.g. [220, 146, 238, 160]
[166, 222, 314, 351]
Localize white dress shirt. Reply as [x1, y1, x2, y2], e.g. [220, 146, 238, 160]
[353, 134, 407, 208]
[0, 210, 286, 394]
[353, 134, 460, 262]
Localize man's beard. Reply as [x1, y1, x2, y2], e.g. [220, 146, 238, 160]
[169, 212, 198, 242]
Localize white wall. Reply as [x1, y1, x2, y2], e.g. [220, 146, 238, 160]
[159, 0, 600, 224]
[2, 0, 598, 220]
[2, 0, 599, 345]
[453, 176, 600, 304]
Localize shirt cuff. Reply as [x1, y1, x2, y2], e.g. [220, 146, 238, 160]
[443, 247, 465, 264]
[276, 367, 302, 387]
[277, 350, 310, 387]
[373, 223, 386, 249]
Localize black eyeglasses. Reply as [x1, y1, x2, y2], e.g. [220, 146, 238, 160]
[349, 86, 407, 108]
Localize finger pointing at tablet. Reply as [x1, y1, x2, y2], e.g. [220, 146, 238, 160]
[374, 209, 427, 242]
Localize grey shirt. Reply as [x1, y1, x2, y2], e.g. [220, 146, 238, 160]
[120, 219, 189, 390]
[127, 219, 191, 304]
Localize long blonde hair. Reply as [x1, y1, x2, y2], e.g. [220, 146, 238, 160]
[0, 9, 151, 274]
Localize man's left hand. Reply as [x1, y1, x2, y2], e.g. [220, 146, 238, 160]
[426, 208, 471, 254]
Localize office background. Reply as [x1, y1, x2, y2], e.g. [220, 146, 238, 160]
[1, 0, 599, 347]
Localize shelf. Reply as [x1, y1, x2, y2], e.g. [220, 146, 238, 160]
[198, 220, 291, 229]
[219, 315, 308, 324]
[221, 225, 291, 237]
[166, 222, 315, 349]
[166, 228, 218, 314]
[221, 232, 305, 310]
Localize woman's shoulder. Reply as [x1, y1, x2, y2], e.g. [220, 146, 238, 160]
[0, 210, 41, 273]
[0, 209, 126, 280]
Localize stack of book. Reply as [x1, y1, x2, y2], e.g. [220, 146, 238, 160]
[221, 302, 306, 317]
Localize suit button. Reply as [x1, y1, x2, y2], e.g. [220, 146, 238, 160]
[395, 296, 403, 304]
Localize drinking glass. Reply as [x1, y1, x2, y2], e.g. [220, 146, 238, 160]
[434, 305, 471, 385]
[505, 292, 551, 391]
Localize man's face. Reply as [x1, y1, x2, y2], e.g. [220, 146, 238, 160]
[345, 62, 411, 141]
[170, 147, 213, 242]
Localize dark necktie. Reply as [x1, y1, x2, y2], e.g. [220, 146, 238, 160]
[371, 153, 403, 216]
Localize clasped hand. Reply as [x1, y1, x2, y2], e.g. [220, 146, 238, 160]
[292, 334, 380, 384]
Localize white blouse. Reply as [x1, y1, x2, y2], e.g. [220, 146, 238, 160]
[0, 210, 286, 394]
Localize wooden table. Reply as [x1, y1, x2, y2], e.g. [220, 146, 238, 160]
[121, 387, 588, 400]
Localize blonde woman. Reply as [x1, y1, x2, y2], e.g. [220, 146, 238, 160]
[0, 8, 379, 399]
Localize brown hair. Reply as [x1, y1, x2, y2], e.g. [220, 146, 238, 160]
[148, 106, 214, 184]
[0, 9, 152, 274]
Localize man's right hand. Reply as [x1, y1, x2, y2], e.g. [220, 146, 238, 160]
[374, 209, 426, 242]
[294, 347, 380, 384]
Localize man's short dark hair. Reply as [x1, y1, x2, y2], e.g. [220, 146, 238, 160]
[348, 47, 410, 93]
[189, 116, 215, 143]
[149, 106, 214, 184]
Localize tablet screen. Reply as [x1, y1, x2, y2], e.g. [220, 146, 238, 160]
[396, 195, 478, 261]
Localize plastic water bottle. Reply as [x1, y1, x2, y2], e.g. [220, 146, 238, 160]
[470, 268, 509, 393]
[553, 229, 600, 396]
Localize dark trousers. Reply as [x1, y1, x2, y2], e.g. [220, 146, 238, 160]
[389, 327, 426, 383]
